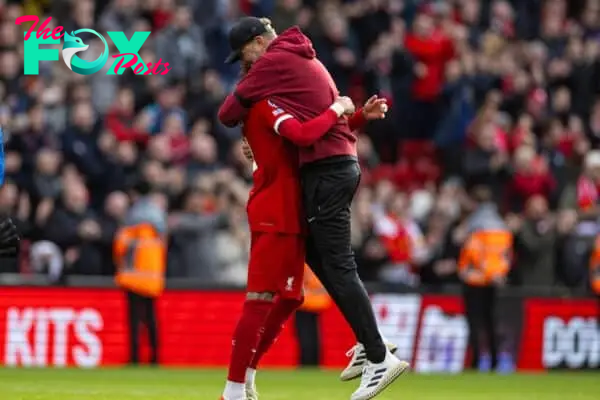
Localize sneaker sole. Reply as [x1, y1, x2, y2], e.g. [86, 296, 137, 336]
[340, 344, 399, 382]
[351, 361, 410, 400]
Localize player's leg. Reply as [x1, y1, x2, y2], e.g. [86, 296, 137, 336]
[222, 233, 276, 400]
[246, 234, 305, 400]
[304, 160, 407, 400]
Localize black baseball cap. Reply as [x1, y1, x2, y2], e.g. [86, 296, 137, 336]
[225, 17, 268, 64]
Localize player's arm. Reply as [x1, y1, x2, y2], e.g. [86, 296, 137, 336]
[218, 57, 279, 127]
[273, 97, 355, 147]
[347, 108, 366, 132]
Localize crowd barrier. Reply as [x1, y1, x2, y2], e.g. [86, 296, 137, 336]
[0, 279, 598, 372]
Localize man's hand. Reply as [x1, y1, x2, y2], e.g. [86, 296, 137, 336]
[333, 96, 356, 116]
[0, 217, 19, 256]
[362, 95, 388, 120]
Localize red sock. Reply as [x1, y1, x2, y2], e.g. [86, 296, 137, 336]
[227, 300, 272, 382]
[249, 297, 303, 369]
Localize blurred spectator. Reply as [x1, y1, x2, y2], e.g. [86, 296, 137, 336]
[43, 181, 103, 276]
[512, 196, 557, 286]
[404, 8, 454, 138]
[99, 191, 130, 275]
[506, 145, 556, 212]
[168, 187, 227, 279]
[154, 4, 208, 81]
[463, 104, 510, 200]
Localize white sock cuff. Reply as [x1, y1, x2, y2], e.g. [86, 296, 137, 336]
[246, 368, 256, 382]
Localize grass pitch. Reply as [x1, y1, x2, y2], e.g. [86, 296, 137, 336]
[0, 368, 596, 400]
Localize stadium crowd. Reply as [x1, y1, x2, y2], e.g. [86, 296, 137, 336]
[0, 0, 599, 292]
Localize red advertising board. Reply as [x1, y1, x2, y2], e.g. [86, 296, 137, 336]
[518, 298, 599, 370]
[0, 287, 597, 371]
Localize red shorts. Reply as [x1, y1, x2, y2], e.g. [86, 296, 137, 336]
[247, 232, 305, 299]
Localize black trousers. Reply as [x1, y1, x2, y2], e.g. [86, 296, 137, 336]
[126, 291, 159, 365]
[295, 310, 321, 366]
[462, 285, 498, 369]
[301, 157, 386, 362]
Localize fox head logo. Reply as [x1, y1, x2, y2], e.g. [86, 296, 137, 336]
[61, 29, 108, 75]
[62, 32, 88, 69]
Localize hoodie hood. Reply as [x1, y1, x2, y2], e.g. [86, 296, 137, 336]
[267, 27, 316, 59]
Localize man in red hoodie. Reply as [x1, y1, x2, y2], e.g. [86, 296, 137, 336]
[218, 17, 407, 400]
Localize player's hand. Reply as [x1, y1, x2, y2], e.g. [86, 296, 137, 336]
[334, 96, 355, 115]
[0, 217, 20, 257]
[362, 95, 388, 120]
[241, 137, 254, 162]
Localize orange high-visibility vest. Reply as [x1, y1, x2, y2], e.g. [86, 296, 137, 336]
[300, 265, 331, 312]
[458, 230, 512, 286]
[114, 223, 166, 298]
[589, 237, 600, 294]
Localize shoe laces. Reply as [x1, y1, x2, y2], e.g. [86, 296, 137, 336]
[345, 343, 364, 358]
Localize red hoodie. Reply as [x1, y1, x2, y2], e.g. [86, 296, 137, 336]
[218, 27, 356, 165]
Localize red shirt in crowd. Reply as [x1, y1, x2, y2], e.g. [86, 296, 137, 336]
[219, 27, 356, 166]
[404, 30, 454, 101]
[106, 107, 148, 144]
[507, 158, 556, 209]
[577, 175, 600, 210]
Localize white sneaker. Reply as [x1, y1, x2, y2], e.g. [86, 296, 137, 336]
[244, 381, 258, 400]
[350, 352, 409, 400]
[340, 341, 399, 381]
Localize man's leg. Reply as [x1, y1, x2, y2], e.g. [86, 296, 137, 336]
[303, 161, 385, 363]
[295, 310, 320, 366]
[483, 286, 498, 369]
[126, 291, 141, 365]
[304, 161, 408, 399]
[463, 284, 482, 369]
[142, 295, 159, 365]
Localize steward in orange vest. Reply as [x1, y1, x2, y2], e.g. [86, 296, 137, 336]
[300, 264, 331, 312]
[458, 230, 512, 286]
[458, 186, 512, 371]
[114, 189, 167, 365]
[295, 265, 331, 366]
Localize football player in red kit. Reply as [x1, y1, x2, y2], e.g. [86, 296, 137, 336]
[221, 94, 374, 400]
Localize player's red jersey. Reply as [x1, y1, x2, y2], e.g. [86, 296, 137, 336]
[243, 99, 305, 235]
